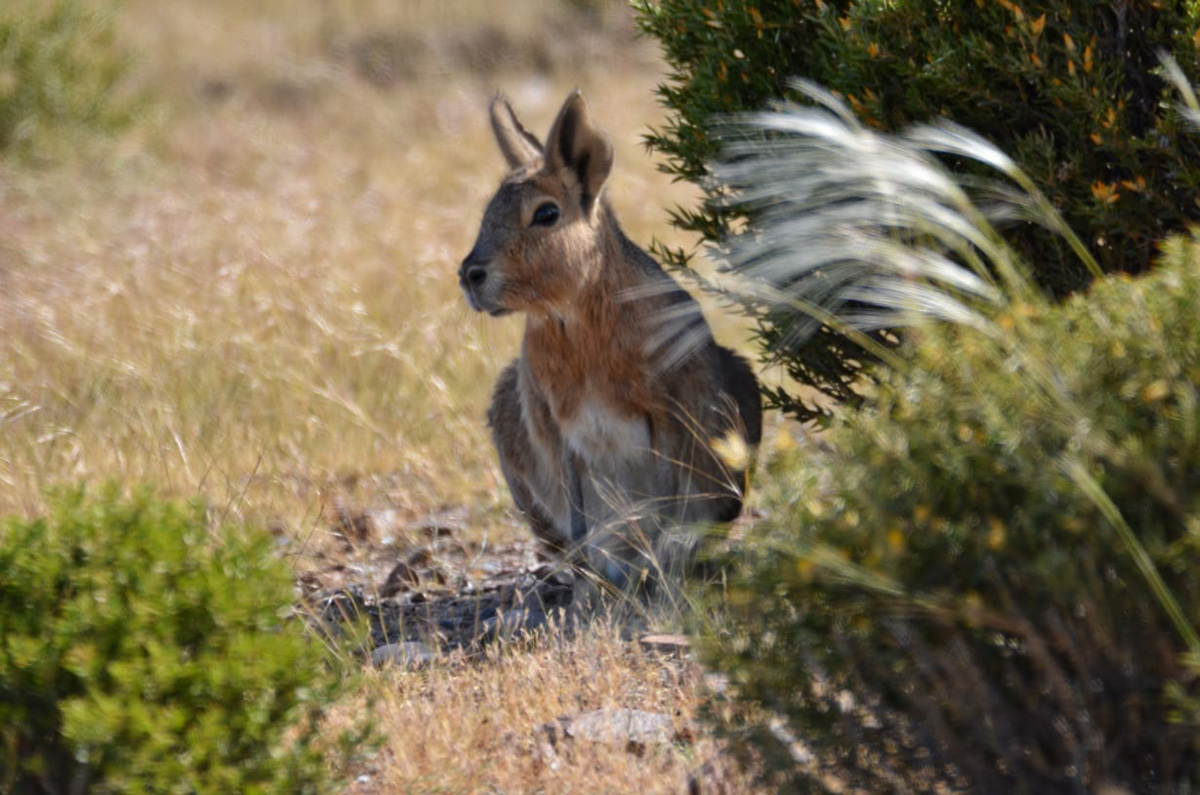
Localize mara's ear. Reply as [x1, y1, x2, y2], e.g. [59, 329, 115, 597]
[490, 94, 543, 169]
[544, 91, 614, 217]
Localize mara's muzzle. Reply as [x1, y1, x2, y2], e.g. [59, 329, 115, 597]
[458, 247, 508, 316]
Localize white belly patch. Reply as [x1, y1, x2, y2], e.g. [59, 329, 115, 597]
[563, 400, 652, 471]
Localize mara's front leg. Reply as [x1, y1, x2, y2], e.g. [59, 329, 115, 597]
[563, 448, 588, 545]
[573, 447, 670, 590]
[487, 361, 571, 552]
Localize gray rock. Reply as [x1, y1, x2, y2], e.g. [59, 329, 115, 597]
[481, 606, 547, 643]
[369, 640, 436, 670]
[565, 709, 678, 747]
[532, 709, 696, 770]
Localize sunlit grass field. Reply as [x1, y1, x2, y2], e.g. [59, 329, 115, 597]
[0, 1, 771, 789]
[1, 0, 726, 540]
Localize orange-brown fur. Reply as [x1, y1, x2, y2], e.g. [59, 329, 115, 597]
[459, 91, 762, 586]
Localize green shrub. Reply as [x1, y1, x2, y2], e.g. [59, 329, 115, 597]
[0, 0, 136, 156]
[0, 486, 359, 794]
[634, 0, 1200, 423]
[703, 232, 1200, 792]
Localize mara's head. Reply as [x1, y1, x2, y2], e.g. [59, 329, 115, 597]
[459, 91, 614, 317]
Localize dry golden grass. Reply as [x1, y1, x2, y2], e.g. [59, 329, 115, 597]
[0, 0, 776, 790]
[336, 619, 763, 794]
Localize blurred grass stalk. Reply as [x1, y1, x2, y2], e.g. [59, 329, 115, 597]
[712, 57, 1200, 653]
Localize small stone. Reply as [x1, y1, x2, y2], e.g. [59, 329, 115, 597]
[369, 640, 436, 670]
[482, 606, 547, 643]
[542, 709, 688, 757]
[639, 633, 691, 657]
[406, 548, 433, 567]
[380, 560, 420, 597]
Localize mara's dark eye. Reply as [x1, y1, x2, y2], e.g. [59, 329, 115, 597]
[531, 202, 560, 227]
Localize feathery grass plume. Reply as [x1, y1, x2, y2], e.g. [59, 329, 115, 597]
[1163, 51, 1200, 130]
[712, 78, 1104, 348]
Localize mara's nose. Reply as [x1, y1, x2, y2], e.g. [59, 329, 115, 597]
[460, 264, 487, 288]
[459, 248, 489, 288]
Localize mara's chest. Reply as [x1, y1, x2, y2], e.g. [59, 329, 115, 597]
[523, 317, 655, 418]
[560, 399, 653, 471]
[522, 312, 663, 471]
